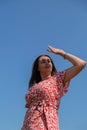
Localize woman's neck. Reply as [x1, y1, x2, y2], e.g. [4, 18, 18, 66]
[41, 74, 51, 81]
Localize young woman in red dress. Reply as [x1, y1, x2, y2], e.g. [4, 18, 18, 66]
[21, 45, 86, 130]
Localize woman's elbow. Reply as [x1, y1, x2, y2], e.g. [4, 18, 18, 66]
[80, 61, 86, 69]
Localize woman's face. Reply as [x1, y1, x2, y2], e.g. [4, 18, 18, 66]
[38, 56, 53, 75]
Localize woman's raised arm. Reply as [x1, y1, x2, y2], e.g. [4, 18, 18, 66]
[47, 45, 86, 83]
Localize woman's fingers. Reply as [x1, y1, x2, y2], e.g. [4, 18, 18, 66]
[47, 45, 55, 52]
[47, 45, 65, 55]
[47, 45, 58, 54]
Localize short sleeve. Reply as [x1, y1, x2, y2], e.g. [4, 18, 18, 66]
[57, 70, 70, 96]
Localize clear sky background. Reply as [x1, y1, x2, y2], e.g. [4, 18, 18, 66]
[0, 0, 87, 130]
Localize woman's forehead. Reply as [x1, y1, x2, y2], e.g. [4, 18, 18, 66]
[39, 56, 51, 60]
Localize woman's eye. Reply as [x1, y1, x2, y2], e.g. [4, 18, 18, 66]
[41, 60, 51, 64]
[48, 60, 51, 63]
[39, 59, 51, 64]
[41, 61, 46, 63]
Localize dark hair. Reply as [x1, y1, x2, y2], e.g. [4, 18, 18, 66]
[29, 54, 57, 88]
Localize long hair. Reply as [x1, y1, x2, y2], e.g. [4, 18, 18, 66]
[29, 54, 57, 88]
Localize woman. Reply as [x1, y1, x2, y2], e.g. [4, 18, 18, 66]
[22, 45, 86, 130]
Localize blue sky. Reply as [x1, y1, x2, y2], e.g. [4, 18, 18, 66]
[0, 0, 87, 130]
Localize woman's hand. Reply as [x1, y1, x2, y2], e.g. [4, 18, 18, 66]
[47, 45, 65, 56]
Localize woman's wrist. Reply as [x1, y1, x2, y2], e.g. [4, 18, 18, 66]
[63, 52, 67, 59]
[58, 50, 67, 59]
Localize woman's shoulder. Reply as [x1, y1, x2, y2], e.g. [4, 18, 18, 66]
[53, 70, 65, 77]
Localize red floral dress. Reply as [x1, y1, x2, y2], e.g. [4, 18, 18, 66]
[21, 71, 70, 130]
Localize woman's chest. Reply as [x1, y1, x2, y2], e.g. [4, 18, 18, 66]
[30, 78, 61, 100]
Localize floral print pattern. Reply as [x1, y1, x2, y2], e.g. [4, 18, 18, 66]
[22, 71, 70, 130]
